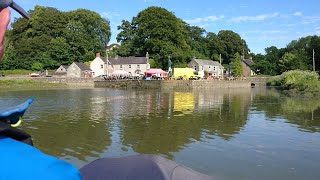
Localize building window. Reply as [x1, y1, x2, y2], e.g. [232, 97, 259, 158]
[120, 65, 123, 69]
[137, 65, 140, 69]
[209, 66, 211, 69]
[213, 67, 216, 71]
[129, 65, 131, 68]
[101, 64, 103, 69]
[201, 66, 204, 70]
[194, 66, 197, 70]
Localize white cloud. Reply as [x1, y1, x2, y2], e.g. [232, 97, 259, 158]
[245, 30, 287, 34]
[293, 12, 303, 16]
[101, 11, 120, 19]
[184, 15, 224, 24]
[229, 13, 280, 22]
[302, 16, 320, 24]
[280, 23, 296, 27]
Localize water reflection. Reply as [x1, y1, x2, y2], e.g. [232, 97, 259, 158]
[0, 89, 112, 165]
[119, 89, 251, 158]
[253, 88, 320, 132]
[1, 87, 320, 179]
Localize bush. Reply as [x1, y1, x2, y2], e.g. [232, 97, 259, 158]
[267, 75, 283, 86]
[267, 70, 320, 96]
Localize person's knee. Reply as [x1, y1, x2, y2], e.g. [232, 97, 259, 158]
[0, 8, 11, 59]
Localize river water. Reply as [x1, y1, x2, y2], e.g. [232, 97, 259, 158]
[0, 87, 319, 180]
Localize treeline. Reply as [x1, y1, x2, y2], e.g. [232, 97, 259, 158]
[1, 6, 111, 70]
[251, 36, 320, 75]
[1, 5, 319, 75]
[115, 6, 319, 74]
[115, 6, 249, 69]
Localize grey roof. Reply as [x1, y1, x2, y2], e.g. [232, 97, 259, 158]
[61, 65, 69, 69]
[242, 59, 254, 67]
[74, 62, 92, 71]
[104, 56, 148, 65]
[192, 59, 224, 68]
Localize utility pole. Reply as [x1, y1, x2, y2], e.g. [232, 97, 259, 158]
[313, 49, 315, 72]
[106, 49, 109, 76]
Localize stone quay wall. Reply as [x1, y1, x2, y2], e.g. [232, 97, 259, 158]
[94, 79, 252, 89]
[30, 77, 95, 87]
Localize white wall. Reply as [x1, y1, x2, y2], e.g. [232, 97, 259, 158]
[109, 64, 148, 76]
[90, 57, 105, 77]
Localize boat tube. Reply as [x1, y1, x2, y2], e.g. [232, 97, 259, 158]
[80, 154, 214, 180]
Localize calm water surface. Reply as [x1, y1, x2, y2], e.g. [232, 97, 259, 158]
[0, 87, 320, 180]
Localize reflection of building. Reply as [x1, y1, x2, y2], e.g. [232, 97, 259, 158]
[118, 89, 251, 158]
[197, 91, 224, 109]
[173, 92, 194, 112]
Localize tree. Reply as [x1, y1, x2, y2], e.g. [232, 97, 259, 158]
[185, 25, 209, 59]
[2, 6, 111, 70]
[230, 52, 242, 77]
[206, 32, 223, 61]
[217, 30, 249, 64]
[117, 6, 192, 69]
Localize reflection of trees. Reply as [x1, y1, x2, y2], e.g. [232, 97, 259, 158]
[21, 89, 111, 161]
[194, 89, 251, 140]
[253, 89, 320, 132]
[120, 89, 251, 158]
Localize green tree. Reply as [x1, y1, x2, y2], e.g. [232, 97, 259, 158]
[3, 6, 111, 70]
[48, 37, 71, 66]
[185, 25, 209, 59]
[279, 50, 309, 72]
[230, 52, 242, 77]
[207, 32, 223, 61]
[217, 30, 249, 64]
[117, 6, 192, 69]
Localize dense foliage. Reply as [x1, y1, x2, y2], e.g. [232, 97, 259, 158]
[252, 36, 320, 75]
[267, 70, 320, 96]
[1, 6, 111, 70]
[230, 52, 243, 77]
[116, 6, 248, 69]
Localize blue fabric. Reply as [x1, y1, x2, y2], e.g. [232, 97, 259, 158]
[0, 136, 81, 180]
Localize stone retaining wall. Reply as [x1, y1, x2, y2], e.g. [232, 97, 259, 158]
[94, 80, 251, 89]
[30, 77, 95, 87]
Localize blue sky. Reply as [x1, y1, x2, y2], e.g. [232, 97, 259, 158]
[11, 0, 320, 54]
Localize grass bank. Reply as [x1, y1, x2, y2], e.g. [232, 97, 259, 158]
[0, 78, 67, 87]
[0, 69, 56, 76]
[267, 70, 320, 97]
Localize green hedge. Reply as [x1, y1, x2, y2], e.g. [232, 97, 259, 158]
[267, 70, 320, 96]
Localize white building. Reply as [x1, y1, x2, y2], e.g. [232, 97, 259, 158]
[90, 53, 150, 77]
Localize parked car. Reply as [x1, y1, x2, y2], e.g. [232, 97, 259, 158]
[30, 73, 40, 77]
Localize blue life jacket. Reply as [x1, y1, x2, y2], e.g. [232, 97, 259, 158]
[0, 98, 81, 179]
[0, 136, 81, 180]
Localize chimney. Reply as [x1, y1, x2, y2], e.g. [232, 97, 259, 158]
[96, 52, 100, 58]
